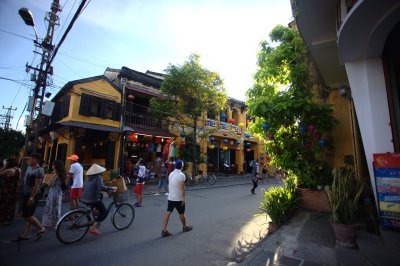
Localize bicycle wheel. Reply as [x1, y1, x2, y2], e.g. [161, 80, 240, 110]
[56, 209, 91, 244]
[112, 203, 135, 230]
[207, 174, 217, 185]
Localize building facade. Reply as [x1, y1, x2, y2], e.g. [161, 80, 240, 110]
[293, 0, 400, 203]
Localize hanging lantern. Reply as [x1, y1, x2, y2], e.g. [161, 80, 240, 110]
[307, 124, 316, 133]
[228, 118, 235, 124]
[166, 138, 172, 144]
[236, 140, 241, 145]
[209, 136, 215, 142]
[236, 135, 241, 139]
[238, 122, 245, 128]
[223, 132, 228, 136]
[222, 146, 229, 151]
[229, 140, 234, 145]
[319, 138, 328, 148]
[236, 147, 241, 151]
[220, 113, 227, 119]
[223, 139, 228, 143]
[128, 94, 135, 100]
[262, 122, 270, 131]
[245, 142, 251, 147]
[180, 132, 185, 138]
[180, 141, 186, 146]
[304, 142, 312, 150]
[260, 156, 264, 160]
[298, 125, 306, 136]
[246, 148, 252, 153]
[245, 133, 251, 138]
[209, 145, 215, 150]
[314, 131, 322, 140]
[237, 131, 242, 136]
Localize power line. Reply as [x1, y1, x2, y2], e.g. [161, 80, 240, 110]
[0, 28, 35, 41]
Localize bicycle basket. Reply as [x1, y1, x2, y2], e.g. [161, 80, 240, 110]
[113, 191, 129, 203]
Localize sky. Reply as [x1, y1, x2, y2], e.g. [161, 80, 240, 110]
[0, 0, 293, 130]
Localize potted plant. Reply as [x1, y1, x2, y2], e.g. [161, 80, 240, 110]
[259, 175, 298, 233]
[325, 167, 364, 248]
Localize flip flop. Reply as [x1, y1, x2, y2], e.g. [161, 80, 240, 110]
[161, 230, 172, 237]
[36, 229, 46, 241]
[89, 229, 101, 236]
[10, 236, 30, 242]
[183, 225, 193, 232]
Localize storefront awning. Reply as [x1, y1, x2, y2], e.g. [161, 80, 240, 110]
[129, 126, 176, 138]
[58, 121, 120, 133]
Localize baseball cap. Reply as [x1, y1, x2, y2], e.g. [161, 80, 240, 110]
[175, 160, 184, 169]
[67, 154, 79, 161]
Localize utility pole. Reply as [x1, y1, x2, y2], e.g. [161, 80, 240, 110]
[0, 106, 17, 130]
[23, 0, 61, 156]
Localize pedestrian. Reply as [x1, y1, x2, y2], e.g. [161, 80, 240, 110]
[81, 164, 116, 236]
[161, 160, 193, 237]
[251, 159, 259, 195]
[67, 154, 83, 210]
[0, 157, 21, 225]
[14, 153, 46, 241]
[133, 159, 146, 207]
[155, 162, 169, 196]
[41, 160, 67, 228]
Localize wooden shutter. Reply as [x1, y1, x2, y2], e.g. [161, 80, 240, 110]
[56, 143, 68, 163]
[79, 93, 91, 116]
[60, 95, 71, 118]
[105, 141, 116, 169]
[113, 102, 121, 121]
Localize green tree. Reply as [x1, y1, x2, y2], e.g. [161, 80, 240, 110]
[150, 54, 228, 176]
[0, 128, 25, 159]
[247, 25, 336, 188]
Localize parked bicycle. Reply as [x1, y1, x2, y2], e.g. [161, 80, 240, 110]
[184, 170, 217, 186]
[56, 192, 134, 244]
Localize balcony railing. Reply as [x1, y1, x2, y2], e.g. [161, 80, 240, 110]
[124, 112, 165, 129]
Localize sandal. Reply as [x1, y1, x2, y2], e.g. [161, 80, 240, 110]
[161, 230, 172, 237]
[10, 236, 30, 242]
[89, 229, 101, 236]
[36, 229, 46, 241]
[183, 225, 193, 232]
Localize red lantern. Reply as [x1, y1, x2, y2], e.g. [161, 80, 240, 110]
[304, 142, 312, 150]
[166, 138, 172, 144]
[236, 147, 241, 151]
[237, 131, 242, 135]
[223, 132, 228, 136]
[307, 124, 316, 133]
[128, 133, 138, 142]
[180, 141, 186, 147]
[313, 131, 322, 140]
[228, 118, 234, 124]
[128, 94, 135, 100]
[246, 148, 251, 153]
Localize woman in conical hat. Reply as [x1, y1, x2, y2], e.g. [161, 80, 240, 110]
[81, 164, 116, 236]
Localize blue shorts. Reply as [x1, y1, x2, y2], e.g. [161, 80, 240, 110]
[158, 179, 168, 189]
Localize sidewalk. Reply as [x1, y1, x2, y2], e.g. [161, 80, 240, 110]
[238, 211, 336, 266]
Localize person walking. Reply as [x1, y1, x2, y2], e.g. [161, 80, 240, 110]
[251, 159, 260, 195]
[133, 159, 146, 207]
[0, 158, 21, 225]
[67, 155, 83, 210]
[161, 160, 193, 237]
[41, 160, 67, 228]
[81, 164, 116, 236]
[15, 154, 46, 241]
[155, 162, 169, 196]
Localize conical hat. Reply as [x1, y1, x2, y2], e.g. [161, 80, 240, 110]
[86, 164, 106, 175]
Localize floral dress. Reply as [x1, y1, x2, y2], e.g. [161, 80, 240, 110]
[42, 175, 62, 227]
[0, 168, 20, 224]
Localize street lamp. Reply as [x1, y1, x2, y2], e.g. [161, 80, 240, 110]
[18, 7, 38, 41]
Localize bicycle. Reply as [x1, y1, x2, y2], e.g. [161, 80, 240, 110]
[184, 170, 217, 186]
[55, 192, 135, 244]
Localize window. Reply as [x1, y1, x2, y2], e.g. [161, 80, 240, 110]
[79, 93, 120, 121]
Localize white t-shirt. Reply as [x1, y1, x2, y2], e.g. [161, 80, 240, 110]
[138, 165, 146, 178]
[168, 169, 186, 201]
[69, 162, 83, 188]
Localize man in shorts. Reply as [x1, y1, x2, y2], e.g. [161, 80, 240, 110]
[16, 153, 46, 241]
[133, 159, 146, 207]
[68, 154, 83, 210]
[161, 160, 193, 237]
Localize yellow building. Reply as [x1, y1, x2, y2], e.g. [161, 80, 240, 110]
[40, 76, 122, 171]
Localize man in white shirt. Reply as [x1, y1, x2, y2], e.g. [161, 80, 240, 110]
[68, 154, 83, 210]
[161, 160, 193, 237]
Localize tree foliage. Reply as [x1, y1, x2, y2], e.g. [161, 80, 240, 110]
[247, 25, 336, 189]
[0, 128, 24, 159]
[150, 54, 228, 172]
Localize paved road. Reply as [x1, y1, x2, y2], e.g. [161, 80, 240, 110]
[0, 179, 280, 266]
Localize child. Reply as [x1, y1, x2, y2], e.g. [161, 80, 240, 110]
[133, 159, 146, 207]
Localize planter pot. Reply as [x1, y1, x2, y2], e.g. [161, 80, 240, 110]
[332, 223, 358, 248]
[268, 222, 280, 234]
[297, 188, 331, 213]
